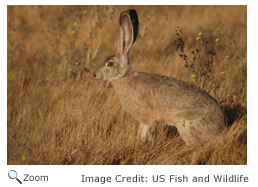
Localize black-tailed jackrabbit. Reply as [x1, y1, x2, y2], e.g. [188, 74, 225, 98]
[93, 9, 226, 144]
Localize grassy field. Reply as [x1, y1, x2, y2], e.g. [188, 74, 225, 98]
[7, 5, 247, 165]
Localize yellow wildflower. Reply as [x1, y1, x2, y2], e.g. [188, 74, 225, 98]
[166, 35, 171, 40]
[21, 156, 26, 161]
[69, 68, 72, 72]
[227, 94, 231, 98]
[221, 72, 225, 75]
[193, 79, 196, 83]
[198, 32, 202, 36]
[181, 122, 185, 126]
[75, 62, 79, 66]
[176, 25, 179, 28]
[196, 37, 200, 40]
[71, 31, 75, 35]
[226, 56, 229, 59]
[216, 28, 220, 31]
[191, 75, 196, 78]
[45, 77, 49, 81]
[109, 8, 114, 13]
[215, 38, 220, 42]
[73, 22, 77, 26]
[83, 10, 87, 14]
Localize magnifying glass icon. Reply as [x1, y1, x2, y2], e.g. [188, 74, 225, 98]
[8, 170, 22, 184]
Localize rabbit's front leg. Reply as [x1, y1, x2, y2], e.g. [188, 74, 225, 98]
[140, 122, 149, 144]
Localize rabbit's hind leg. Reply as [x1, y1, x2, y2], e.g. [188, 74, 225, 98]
[176, 118, 209, 145]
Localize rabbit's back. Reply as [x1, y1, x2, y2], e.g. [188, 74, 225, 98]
[113, 72, 221, 111]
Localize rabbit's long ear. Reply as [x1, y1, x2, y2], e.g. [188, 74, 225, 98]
[118, 9, 139, 55]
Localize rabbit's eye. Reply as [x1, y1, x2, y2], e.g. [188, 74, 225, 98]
[107, 61, 114, 67]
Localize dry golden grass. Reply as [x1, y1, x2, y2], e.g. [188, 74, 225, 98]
[7, 5, 247, 165]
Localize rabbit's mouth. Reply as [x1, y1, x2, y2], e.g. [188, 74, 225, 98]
[93, 74, 105, 82]
[95, 78, 105, 83]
